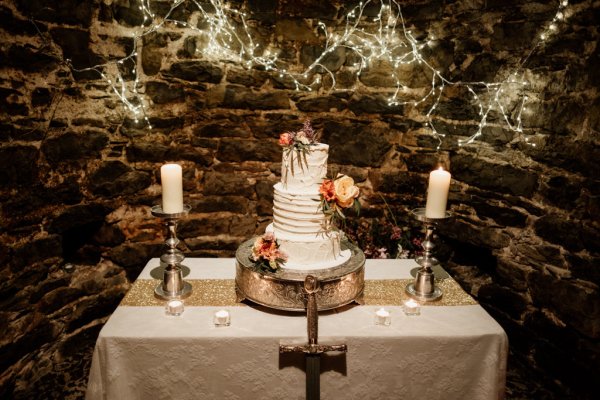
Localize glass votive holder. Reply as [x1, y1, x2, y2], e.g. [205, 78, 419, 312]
[374, 307, 391, 326]
[403, 299, 421, 316]
[213, 309, 231, 327]
[165, 299, 184, 316]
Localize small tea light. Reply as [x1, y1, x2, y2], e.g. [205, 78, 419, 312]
[213, 309, 231, 327]
[403, 299, 421, 316]
[374, 308, 391, 326]
[165, 299, 184, 316]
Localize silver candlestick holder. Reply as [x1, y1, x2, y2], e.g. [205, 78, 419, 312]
[151, 204, 192, 300]
[405, 208, 452, 302]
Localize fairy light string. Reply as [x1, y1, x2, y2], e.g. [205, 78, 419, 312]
[67, 0, 569, 145]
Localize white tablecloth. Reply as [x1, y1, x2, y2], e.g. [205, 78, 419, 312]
[86, 258, 507, 400]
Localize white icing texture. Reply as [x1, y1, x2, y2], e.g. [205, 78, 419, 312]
[281, 143, 328, 190]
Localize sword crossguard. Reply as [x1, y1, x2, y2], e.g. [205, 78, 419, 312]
[279, 343, 348, 355]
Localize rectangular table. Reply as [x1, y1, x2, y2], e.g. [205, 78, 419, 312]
[86, 258, 507, 400]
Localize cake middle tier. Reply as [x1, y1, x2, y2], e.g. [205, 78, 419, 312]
[272, 182, 327, 239]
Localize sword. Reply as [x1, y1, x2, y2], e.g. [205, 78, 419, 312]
[280, 275, 347, 400]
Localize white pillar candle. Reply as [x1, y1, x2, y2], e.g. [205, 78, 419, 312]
[425, 167, 451, 218]
[160, 164, 183, 213]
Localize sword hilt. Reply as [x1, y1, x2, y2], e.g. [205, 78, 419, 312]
[304, 275, 319, 345]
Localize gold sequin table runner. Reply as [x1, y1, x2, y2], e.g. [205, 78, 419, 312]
[121, 278, 476, 307]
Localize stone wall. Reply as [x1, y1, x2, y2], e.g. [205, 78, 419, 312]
[1, 0, 598, 398]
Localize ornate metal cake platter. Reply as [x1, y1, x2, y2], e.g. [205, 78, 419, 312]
[235, 238, 365, 311]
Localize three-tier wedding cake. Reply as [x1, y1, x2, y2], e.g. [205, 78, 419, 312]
[236, 120, 365, 310]
[266, 142, 351, 270]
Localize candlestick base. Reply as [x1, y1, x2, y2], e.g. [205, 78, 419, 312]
[405, 208, 452, 303]
[152, 204, 192, 300]
[156, 281, 192, 300]
[405, 282, 442, 302]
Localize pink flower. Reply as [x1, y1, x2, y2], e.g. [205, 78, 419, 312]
[279, 132, 294, 146]
[375, 247, 389, 259]
[390, 226, 402, 240]
[251, 233, 287, 269]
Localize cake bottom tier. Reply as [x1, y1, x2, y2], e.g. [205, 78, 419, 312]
[266, 224, 351, 270]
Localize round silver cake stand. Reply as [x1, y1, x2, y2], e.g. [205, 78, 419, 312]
[235, 238, 365, 311]
[152, 204, 193, 300]
[405, 207, 452, 302]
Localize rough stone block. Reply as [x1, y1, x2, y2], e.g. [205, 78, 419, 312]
[277, 0, 337, 20]
[50, 27, 103, 76]
[88, 161, 152, 198]
[13, 235, 63, 270]
[247, 0, 277, 22]
[348, 94, 403, 115]
[478, 283, 529, 319]
[202, 172, 253, 196]
[178, 216, 231, 238]
[92, 224, 126, 247]
[0, 145, 39, 186]
[0, 316, 58, 373]
[194, 123, 251, 138]
[146, 81, 184, 104]
[8, 43, 57, 74]
[126, 141, 170, 162]
[222, 85, 290, 110]
[48, 203, 110, 235]
[217, 139, 280, 162]
[15, 0, 94, 27]
[535, 214, 599, 253]
[42, 131, 108, 164]
[191, 196, 249, 214]
[471, 200, 528, 227]
[441, 217, 511, 249]
[0, 5, 45, 35]
[296, 95, 347, 112]
[249, 114, 302, 139]
[566, 254, 600, 287]
[107, 242, 162, 279]
[38, 287, 84, 314]
[495, 258, 531, 291]
[322, 121, 391, 167]
[0, 122, 44, 142]
[451, 153, 539, 197]
[225, 67, 270, 88]
[174, 146, 213, 166]
[166, 61, 224, 83]
[529, 270, 600, 339]
[358, 61, 399, 88]
[275, 19, 318, 41]
[370, 170, 426, 194]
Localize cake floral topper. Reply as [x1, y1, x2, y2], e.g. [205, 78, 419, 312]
[279, 119, 319, 178]
[319, 174, 361, 230]
[250, 232, 288, 271]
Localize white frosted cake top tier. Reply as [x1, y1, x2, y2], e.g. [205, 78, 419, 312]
[281, 143, 328, 191]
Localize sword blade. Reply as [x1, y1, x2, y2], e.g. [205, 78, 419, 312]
[306, 354, 321, 400]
